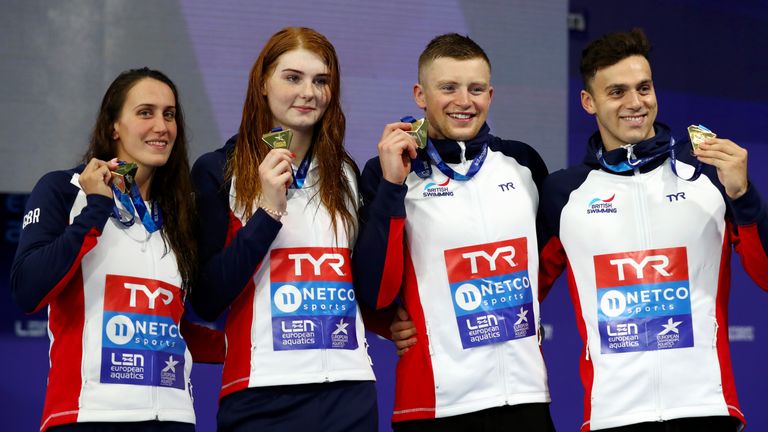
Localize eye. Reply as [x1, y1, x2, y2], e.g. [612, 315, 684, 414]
[440, 84, 455, 93]
[138, 109, 152, 118]
[313, 77, 329, 86]
[285, 74, 300, 83]
[608, 89, 623, 97]
[470, 86, 487, 95]
[638, 84, 652, 95]
[163, 110, 176, 121]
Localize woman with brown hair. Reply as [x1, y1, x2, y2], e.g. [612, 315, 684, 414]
[11, 68, 212, 432]
[191, 28, 377, 431]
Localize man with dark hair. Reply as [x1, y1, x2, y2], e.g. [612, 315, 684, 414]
[539, 28, 768, 431]
[353, 33, 555, 431]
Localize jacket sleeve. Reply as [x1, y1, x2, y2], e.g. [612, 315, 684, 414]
[11, 171, 113, 313]
[352, 157, 408, 310]
[536, 173, 568, 302]
[728, 182, 768, 290]
[190, 151, 282, 321]
[180, 315, 225, 364]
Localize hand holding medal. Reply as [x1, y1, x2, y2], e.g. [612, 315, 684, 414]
[376, 117, 424, 184]
[689, 124, 749, 199]
[259, 128, 295, 219]
[79, 157, 121, 198]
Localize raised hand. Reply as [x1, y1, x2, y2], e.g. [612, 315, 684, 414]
[378, 122, 419, 185]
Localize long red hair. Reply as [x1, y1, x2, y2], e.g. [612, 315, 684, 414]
[227, 27, 357, 237]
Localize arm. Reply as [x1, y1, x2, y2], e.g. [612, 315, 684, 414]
[180, 316, 225, 364]
[11, 169, 113, 313]
[537, 174, 569, 301]
[728, 183, 768, 289]
[352, 123, 416, 310]
[695, 138, 768, 289]
[189, 150, 283, 321]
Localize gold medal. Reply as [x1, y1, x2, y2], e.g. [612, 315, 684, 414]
[110, 162, 138, 194]
[687, 124, 716, 151]
[408, 117, 429, 149]
[262, 128, 293, 149]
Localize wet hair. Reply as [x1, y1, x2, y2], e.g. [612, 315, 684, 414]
[228, 27, 357, 238]
[580, 28, 652, 91]
[417, 33, 491, 82]
[84, 67, 196, 293]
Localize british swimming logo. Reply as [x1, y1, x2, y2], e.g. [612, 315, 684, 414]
[594, 247, 693, 354]
[100, 275, 185, 389]
[423, 178, 453, 197]
[270, 247, 358, 351]
[444, 238, 535, 349]
[587, 194, 618, 214]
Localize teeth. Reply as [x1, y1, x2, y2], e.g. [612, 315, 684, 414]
[449, 113, 472, 119]
[622, 116, 643, 121]
[146, 141, 167, 146]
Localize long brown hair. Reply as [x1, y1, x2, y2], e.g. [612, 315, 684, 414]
[84, 67, 197, 292]
[228, 27, 357, 238]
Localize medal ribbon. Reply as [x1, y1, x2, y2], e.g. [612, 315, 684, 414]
[290, 146, 313, 189]
[668, 137, 703, 181]
[425, 139, 488, 181]
[110, 181, 163, 233]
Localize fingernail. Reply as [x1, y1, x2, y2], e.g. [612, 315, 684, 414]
[290, 152, 296, 158]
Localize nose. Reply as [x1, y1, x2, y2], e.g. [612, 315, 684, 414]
[626, 90, 642, 109]
[455, 89, 471, 107]
[300, 80, 315, 101]
[153, 115, 169, 134]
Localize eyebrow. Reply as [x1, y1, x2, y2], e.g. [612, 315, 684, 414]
[280, 68, 330, 77]
[132, 103, 176, 110]
[604, 79, 652, 92]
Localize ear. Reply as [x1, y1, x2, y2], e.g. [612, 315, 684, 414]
[413, 83, 426, 110]
[112, 124, 119, 140]
[581, 89, 596, 115]
[488, 85, 494, 103]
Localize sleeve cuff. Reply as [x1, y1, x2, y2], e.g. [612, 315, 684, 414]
[82, 194, 115, 232]
[730, 182, 765, 225]
[371, 179, 407, 218]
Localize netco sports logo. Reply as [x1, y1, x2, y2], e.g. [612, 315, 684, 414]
[594, 247, 693, 354]
[270, 247, 357, 351]
[101, 275, 185, 389]
[444, 238, 535, 349]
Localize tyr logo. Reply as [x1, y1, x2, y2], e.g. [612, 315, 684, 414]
[288, 253, 345, 276]
[666, 192, 686, 202]
[124, 283, 174, 309]
[609, 255, 671, 281]
[497, 182, 515, 192]
[462, 246, 517, 274]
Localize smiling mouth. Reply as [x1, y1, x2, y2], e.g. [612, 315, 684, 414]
[294, 106, 316, 112]
[145, 140, 169, 148]
[620, 114, 647, 122]
[448, 113, 476, 120]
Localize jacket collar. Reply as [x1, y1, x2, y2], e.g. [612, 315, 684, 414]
[584, 122, 673, 175]
[422, 123, 492, 164]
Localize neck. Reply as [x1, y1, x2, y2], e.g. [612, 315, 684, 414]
[134, 166, 154, 200]
[291, 129, 313, 163]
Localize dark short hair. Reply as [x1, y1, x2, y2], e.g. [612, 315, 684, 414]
[580, 28, 651, 91]
[418, 33, 490, 82]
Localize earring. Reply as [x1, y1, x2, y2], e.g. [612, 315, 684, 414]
[112, 131, 118, 140]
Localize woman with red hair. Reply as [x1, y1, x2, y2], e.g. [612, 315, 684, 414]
[191, 27, 377, 431]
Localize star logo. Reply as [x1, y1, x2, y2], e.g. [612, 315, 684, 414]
[332, 318, 349, 336]
[514, 307, 529, 325]
[162, 355, 179, 373]
[658, 318, 682, 336]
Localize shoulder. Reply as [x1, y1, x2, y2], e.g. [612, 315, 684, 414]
[31, 166, 83, 200]
[192, 141, 231, 187]
[488, 136, 548, 180]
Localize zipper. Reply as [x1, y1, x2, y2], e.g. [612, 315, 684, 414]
[632, 167, 662, 420]
[322, 348, 329, 382]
